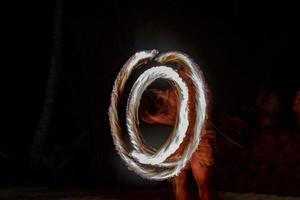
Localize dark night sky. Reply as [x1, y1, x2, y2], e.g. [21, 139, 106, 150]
[3, 0, 300, 189]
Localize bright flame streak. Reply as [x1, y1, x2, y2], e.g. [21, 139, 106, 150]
[155, 52, 207, 171]
[127, 66, 189, 165]
[108, 50, 206, 180]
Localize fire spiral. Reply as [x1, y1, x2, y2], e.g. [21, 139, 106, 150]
[108, 50, 207, 180]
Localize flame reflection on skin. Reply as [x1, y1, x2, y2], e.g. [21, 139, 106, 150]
[140, 88, 179, 126]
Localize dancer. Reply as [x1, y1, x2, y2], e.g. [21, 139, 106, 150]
[140, 72, 216, 200]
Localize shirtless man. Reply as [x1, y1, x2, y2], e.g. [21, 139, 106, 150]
[140, 81, 216, 200]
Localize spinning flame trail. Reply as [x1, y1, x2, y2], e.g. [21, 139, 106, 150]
[108, 50, 207, 180]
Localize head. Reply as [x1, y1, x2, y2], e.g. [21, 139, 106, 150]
[292, 90, 300, 124]
[256, 91, 281, 113]
[255, 91, 282, 127]
[139, 88, 179, 125]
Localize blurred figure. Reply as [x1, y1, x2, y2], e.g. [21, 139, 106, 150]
[140, 85, 216, 200]
[255, 91, 282, 127]
[292, 90, 300, 126]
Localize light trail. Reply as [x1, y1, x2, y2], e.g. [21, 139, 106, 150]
[108, 50, 206, 180]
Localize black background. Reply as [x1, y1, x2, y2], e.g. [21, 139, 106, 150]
[3, 0, 300, 191]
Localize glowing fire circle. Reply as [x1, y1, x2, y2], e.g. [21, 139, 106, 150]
[108, 50, 207, 180]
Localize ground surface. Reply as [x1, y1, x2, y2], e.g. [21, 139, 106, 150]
[0, 188, 299, 200]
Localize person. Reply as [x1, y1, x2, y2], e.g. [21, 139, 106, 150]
[255, 91, 282, 127]
[292, 90, 300, 126]
[139, 76, 216, 200]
